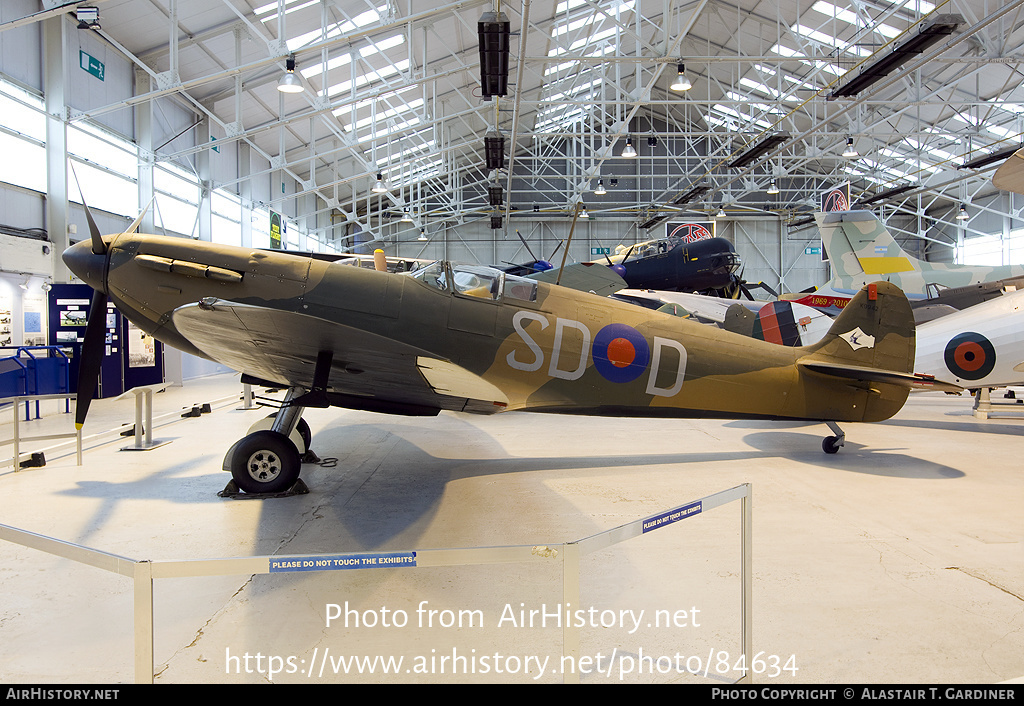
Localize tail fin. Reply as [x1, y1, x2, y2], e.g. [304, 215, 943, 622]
[797, 282, 959, 420]
[802, 281, 914, 373]
[816, 210, 919, 278]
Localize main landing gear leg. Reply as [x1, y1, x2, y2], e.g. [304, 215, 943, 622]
[822, 421, 845, 455]
[222, 386, 310, 496]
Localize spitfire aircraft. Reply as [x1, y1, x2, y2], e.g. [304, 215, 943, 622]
[63, 203, 946, 495]
[783, 210, 1024, 313]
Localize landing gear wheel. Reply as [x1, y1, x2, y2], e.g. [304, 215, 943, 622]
[822, 435, 842, 454]
[231, 430, 301, 494]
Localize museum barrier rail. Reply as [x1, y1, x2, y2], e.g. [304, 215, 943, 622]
[0, 393, 82, 469]
[0, 483, 752, 684]
[0, 346, 72, 420]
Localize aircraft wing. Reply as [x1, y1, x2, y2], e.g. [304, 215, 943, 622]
[171, 300, 508, 415]
[527, 261, 626, 295]
[993, 147, 1024, 195]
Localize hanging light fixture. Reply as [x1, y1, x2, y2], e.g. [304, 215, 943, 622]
[594, 179, 606, 195]
[767, 179, 779, 195]
[484, 129, 505, 170]
[842, 136, 858, 158]
[401, 208, 413, 222]
[372, 172, 387, 193]
[671, 63, 692, 92]
[716, 206, 727, 218]
[579, 207, 589, 219]
[418, 227, 428, 240]
[277, 54, 304, 93]
[478, 11, 511, 100]
[621, 138, 637, 158]
[956, 203, 969, 220]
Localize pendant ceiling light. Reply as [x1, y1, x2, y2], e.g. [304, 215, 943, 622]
[671, 63, 692, 92]
[842, 136, 858, 158]
[277, 54, 304, 93]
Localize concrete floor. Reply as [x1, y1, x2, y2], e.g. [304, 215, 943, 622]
[0, 373, 1021, 684]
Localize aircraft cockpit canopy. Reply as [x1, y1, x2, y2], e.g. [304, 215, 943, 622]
[408, 262, 538, 303]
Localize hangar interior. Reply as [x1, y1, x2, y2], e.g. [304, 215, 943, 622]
[0, 0, 1023, 686]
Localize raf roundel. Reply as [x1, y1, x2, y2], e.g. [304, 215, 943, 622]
[592, 323, 650, 383]
[943, 332, 996, 381]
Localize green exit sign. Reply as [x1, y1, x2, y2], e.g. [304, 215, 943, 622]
[79, 51, 104, 81]
[591, 247, 610, 255]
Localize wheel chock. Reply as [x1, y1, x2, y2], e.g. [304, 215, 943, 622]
[217, 478, 310, 499]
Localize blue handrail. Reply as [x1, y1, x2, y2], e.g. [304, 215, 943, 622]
[0, 346, 72, 419]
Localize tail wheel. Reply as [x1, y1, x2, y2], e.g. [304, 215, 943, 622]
[231, 430, 301, 494]
[822, 436, 842, 454]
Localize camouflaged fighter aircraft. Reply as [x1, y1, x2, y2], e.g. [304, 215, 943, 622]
[783, 210, 1024, 314]
[63, 204, 943, 494]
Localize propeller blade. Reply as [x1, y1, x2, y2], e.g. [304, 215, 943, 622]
[70, 164, 106, 255]
[124, 197, 154, 235]
[74, 290, 108, 429]
[547, 241, 564, 261]
[515, 230, 539, 262]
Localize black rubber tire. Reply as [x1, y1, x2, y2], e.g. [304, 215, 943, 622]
[231, 430, 301, 494]
[822, 436, 842, 454]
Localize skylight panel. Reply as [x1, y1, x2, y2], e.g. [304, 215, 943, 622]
[534, 107, 585, 132]
[711, 104, 773, 131]
[737, 79, 798, 103]
[726, 91, 786, 114]
[770, 44, 799, 58]
[902, 137, 958, 163]
[556, 0, 634, 15]
[300, 34, 405, 78]
[568, 27, 618, 50]
[326, 59, 410, 97]
[899, 0, 935, 14]
[382, 140, 436, 166]
[552, 13, 597, 37]
[555, 0, 589, 12]
[811, 2, 902, 39]
[985, 125, 1016, 140]
[280, 4, 389, 50]
[255, 0, 318, 21]
[793, 24, 873, 57]
[339, 97, 424, 136]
